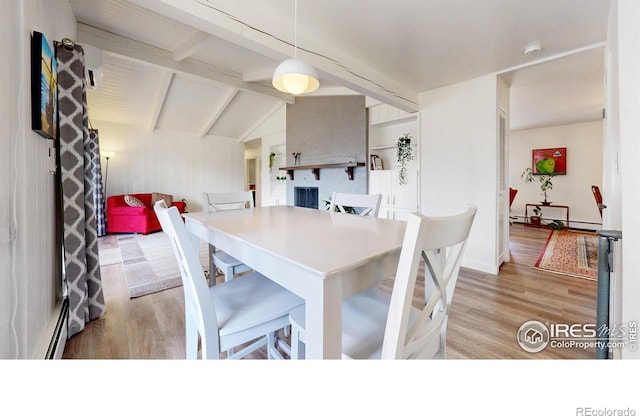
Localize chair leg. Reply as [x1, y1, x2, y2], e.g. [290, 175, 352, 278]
[185, 313, 198, 359]
[224, 265, 233, 282]
[267, 332, 276, 359]
[200, 333, 219, 360]
[208, 247, 216, 287]
[277, 336, 292, 358]
[290, 326, 304, 359]
[291, 329, 299, 360]
[434, 326, 448, 359]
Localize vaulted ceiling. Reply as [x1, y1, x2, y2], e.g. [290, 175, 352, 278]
[69, 0, 610, 139]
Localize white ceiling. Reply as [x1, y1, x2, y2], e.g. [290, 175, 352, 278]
[69, 0, 610, 139]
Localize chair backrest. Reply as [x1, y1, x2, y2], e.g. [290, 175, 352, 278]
[154, 200, 221, 355]
[591, 185, 604, 218]
[329, 191, 382, 217]
[202, 191, 254, 212]
[381, 205, 477, 359]
[509, 187, 518, 208]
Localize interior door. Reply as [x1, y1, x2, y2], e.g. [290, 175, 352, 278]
[497, 108, 510, 264]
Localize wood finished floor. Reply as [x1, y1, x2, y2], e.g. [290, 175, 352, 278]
[62, 223, 597, 359]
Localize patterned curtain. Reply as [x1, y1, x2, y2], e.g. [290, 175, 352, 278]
[89, 129, 107, 236]
[56, 43, 106, 338]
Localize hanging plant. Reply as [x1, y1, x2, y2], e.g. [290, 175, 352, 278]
[269, 152, 276, 170]
[396, 133, 414, 185]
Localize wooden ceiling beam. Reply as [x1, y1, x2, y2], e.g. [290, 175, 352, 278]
[172, 30, 211, 62]
[77, 23, 294, 104]
[240, 102, 285, 141]
[198, 88, 239, 138]
[241, 69, 274, 83]
[147, 70, 174, 132]
[127, 0, 418, 112]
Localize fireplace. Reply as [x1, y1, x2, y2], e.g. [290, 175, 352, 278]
[294, 187, 319, 209]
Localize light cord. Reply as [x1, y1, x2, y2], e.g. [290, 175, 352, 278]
[196, 0, 417, 106]
[294, 0, 298, 59]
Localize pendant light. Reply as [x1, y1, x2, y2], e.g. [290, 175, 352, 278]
[272, 0, 319, 95]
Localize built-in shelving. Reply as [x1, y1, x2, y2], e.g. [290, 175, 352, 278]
[367, 102, 420, 218]
[369, 112, 418, 127]
[280, 162, 366, 180]
[368, 102, 419, 173]
[369, 143, 418, 151]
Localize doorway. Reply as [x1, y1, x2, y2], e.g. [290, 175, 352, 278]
[244, 138, 262, 207]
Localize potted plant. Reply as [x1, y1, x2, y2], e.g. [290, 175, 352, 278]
[396, 133, 414, 185]
[323, 197, 356, 214]
[548, 220, 565, 230]
[521, 167, 553, 205]
[530, 205, 542, 226]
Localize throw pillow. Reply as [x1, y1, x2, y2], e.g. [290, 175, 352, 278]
[151, 192, 173, 208]
[124, 194, 145, 207]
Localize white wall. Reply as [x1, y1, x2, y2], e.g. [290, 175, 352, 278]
[0, 0, 76, 359]
[604, 3, 622, 232]
[419, 74, 500, 274]
[245, 104, 286, 207]
[608, 0, 640, 359]
[509, 121, 604, 230]
[0, 0, 16, 360]
[93, 120, 245, 213]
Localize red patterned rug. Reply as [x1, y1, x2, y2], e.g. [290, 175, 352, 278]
[533, 230, 599, 281]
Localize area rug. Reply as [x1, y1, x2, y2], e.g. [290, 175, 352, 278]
[533, 229, 599, 281]
[99, 232, 209, 298]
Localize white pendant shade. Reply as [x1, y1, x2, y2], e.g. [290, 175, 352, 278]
[272, 58, 319, 95]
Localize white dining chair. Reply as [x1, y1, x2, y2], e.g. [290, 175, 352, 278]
[289, 205, 477, 359]
[154, 201, 304, 359]
[329, 191, 382, 217]
[201, 191, 254, 283]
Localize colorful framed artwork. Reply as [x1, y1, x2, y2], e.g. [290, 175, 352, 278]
[532, 147, 566, 175]
[31, 31, 58, 140]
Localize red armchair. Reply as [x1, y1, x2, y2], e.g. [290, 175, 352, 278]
[106, 193, 186, 235]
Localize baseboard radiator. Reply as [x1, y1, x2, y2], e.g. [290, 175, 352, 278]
[595, 230, 622, 359]
[45, 298, 68, 359]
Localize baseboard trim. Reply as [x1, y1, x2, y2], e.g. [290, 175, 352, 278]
[44, 298, 68, 359]
[462, 259, 499, 275]
[510, 217, 602, 231]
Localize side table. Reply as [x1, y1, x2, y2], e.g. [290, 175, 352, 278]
[524, 203, 569, 229]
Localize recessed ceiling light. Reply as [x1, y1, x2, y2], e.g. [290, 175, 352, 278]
[524, 41, 543, 56]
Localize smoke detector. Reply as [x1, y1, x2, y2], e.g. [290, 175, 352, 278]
[524, 41, 543, 56]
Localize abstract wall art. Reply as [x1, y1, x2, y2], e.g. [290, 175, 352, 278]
[31, 31, 58, 139]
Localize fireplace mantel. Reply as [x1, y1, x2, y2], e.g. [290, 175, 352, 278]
[280, 162, 366, 181]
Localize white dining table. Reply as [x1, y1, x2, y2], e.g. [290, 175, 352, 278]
[182, 205, 407, 359]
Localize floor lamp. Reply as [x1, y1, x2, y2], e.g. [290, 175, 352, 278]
[101, 151, 115, 196]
